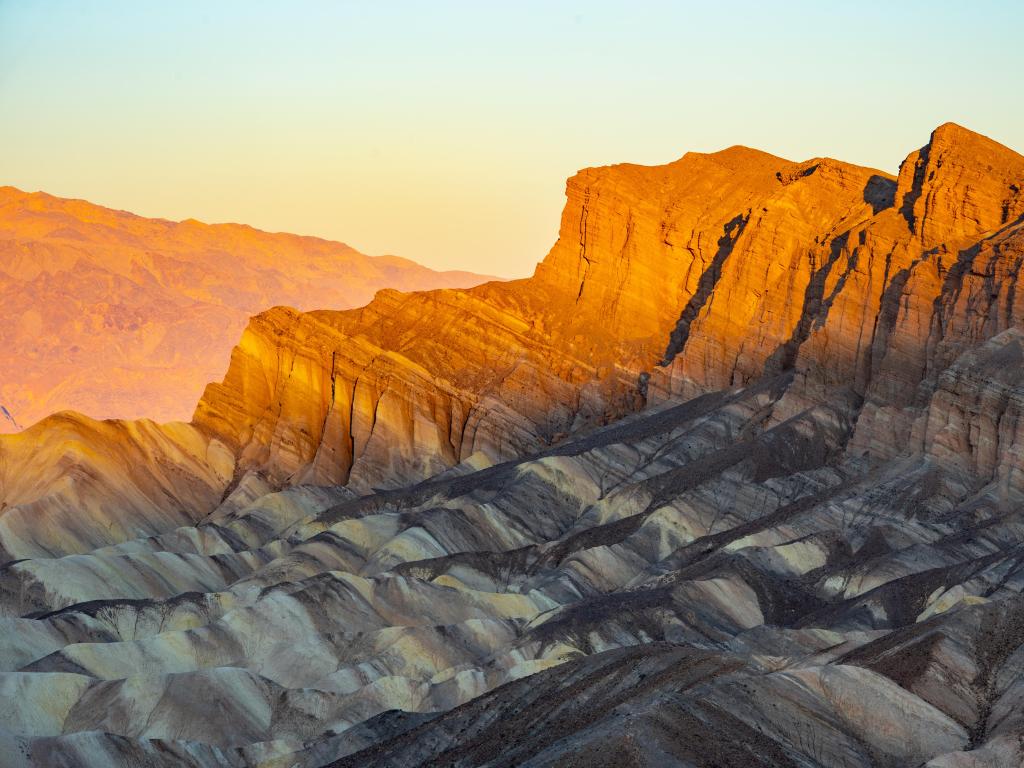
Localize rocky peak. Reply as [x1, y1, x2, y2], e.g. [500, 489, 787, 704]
[193, 143, 911, 491]
[896, 122, 1024, 247]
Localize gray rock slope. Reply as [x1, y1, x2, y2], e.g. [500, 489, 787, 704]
[3, 353, 1024, 766]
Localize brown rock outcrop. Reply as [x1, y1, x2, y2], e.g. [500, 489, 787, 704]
[193, 146, 886, 489]
[652, 124, 1024, 475]
[896, 122, 1024, 248]
[189, 124, 1024, 496]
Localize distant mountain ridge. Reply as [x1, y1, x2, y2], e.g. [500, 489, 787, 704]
[0, 185, 497, 432]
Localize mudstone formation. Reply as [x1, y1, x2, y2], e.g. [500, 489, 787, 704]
[2, 123, 1024, 766]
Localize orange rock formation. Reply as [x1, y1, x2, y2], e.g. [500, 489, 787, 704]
[193, 124, 1024, 495]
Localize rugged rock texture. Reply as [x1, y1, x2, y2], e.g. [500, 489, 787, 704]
[192, 124, 1024, 501]
[0, 186, 494, 432]
[3, 123, 1024, 766]
[193, 144, 891, 492]
[4, 380, 1024, 766]
[0, 413, 234, 561]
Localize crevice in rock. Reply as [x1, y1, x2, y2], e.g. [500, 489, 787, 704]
[766, 231, 852, 374]
[857, 252, 923, 398]
[899, 142, 932, 234]
[0, 405, 20, 431]
[344, 378, 361, 484]
[1004, 254, 1024, 329]
[863, 174, 897, 215]
[659, 211, 750, 367]
[453, 400, 473, 461]
[575, 189, 591, 303]
[921, 243, 980, 395]
[310, 351, 339, 475]
[608, 210, 635, 317]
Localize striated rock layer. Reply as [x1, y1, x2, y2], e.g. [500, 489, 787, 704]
[194, 144, 885, 491]
[3, 123, 1024, 766]
[193, 123, 1024, 500]
[0, 186, 495, 433]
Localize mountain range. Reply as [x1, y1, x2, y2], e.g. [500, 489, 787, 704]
[2, 123, 1024, 767]
[0, 186, 494, 432]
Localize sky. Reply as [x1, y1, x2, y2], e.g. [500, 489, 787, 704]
[2, 1, 1023, 278]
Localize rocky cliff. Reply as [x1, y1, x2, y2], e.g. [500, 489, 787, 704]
[192, 124, 1024, 500]
[191, 145, 876, 489]
[0, 186, 494, 432]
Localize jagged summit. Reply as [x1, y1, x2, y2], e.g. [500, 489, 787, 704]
[896, 122, 1024, 245]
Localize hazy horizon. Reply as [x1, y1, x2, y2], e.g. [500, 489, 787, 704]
[3, 0, 1022, 277]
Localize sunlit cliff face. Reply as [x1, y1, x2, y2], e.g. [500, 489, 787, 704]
[0, 186, 495, 433]
[189, 123, 1024, 495]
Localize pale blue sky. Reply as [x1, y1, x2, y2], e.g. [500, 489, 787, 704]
[1, 1, 1021, 275]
